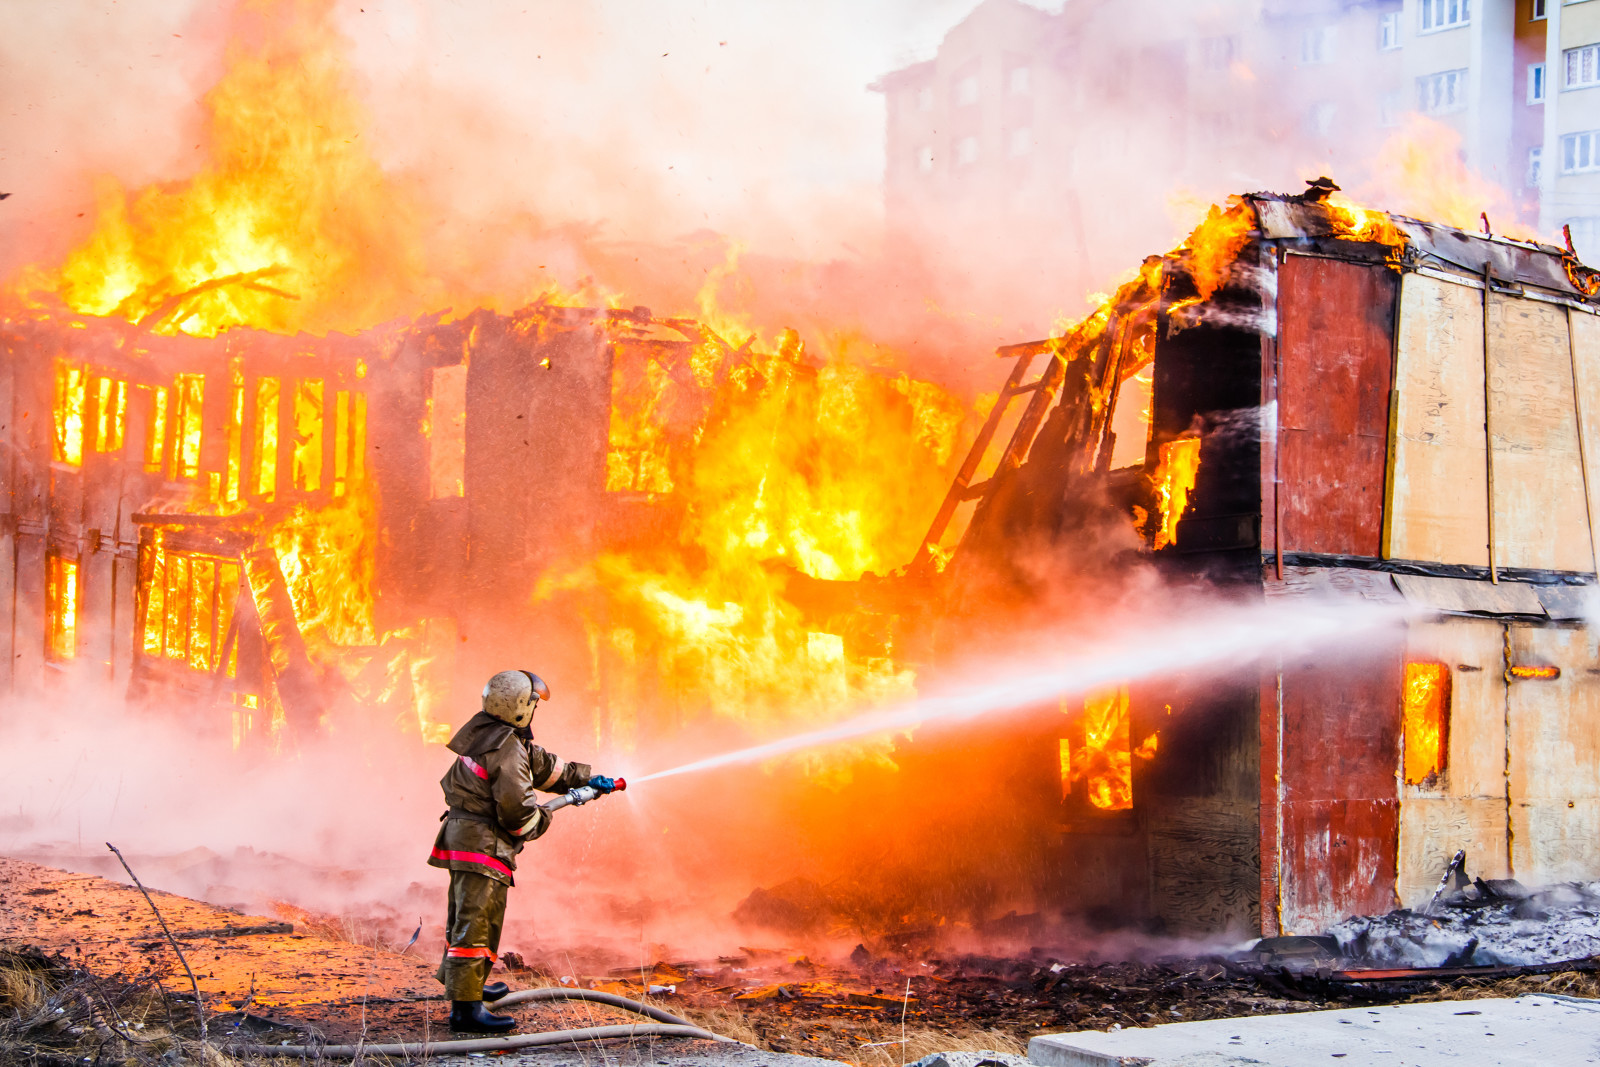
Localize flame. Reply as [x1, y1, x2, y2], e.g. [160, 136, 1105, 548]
[20, 0, 421, 338]
[45, 555, 80, 662]
[1152, 436, 1202, 550]
[1062, 687, 1161, 812]
[550, 329, 970, 781]
[1362, 116, 1526, 237]
[1182, 200, 1256, 301]
[1509, 664, 1561, 680]
[1402, 662, 1450, 785]
[1325, 193, 1406, 247]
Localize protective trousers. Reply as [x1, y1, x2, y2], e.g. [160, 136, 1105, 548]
[435, 869, 508, 1001]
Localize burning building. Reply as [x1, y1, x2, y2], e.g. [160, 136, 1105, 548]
[908, 181, 1600, 939]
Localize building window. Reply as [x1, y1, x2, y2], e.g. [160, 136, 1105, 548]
[45, 554, 79, 663]
[172, 372, 204, 481]
[1530, 145, 1544, 186]
[1301, 26, 1337, 64]
[915, 85, 933, 112]
[1530, 62, 1548, 102]
[1420, 0, 1471, 32]
[1200, 35, 1237, 71]
[915, 144, 934, 173]
[52, 361, 86, 468]
[954, 72, 979, 107]
[1533, 0, 1547, 17]
[1008, 65, 1030, 95]
[1380, 12, 1402, 50]
[1306, 101, 1337, 137]
[1418, 68, 1468, 113]
[1008, 126, 1033, 157]
[1563, 130, 1600, 172]
[1567, 44, 1600, 88]
[140, 546, 242, 676]
[955, 134, 979, 166]
[1198, 112, 1236, 140]
[1567, 217, 1600, 261]
[1402, 663, 1451, 786]
[1379, 89, 1406, 127]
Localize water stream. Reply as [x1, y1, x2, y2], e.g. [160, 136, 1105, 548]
[630, 596, 1411, 785]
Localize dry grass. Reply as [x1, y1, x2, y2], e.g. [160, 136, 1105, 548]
[678, 1002, 767, 1046]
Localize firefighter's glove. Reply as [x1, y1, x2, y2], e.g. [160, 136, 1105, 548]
[588, 775, 619, 794]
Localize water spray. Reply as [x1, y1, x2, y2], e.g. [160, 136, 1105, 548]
[627, 597, 1412, 786]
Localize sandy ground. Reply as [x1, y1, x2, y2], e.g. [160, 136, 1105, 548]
[0, 855, 653, 1044]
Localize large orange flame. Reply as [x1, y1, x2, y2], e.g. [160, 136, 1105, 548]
[21, 0, 420, 338]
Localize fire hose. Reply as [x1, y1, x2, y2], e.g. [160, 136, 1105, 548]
[240, 986, 729, 1057]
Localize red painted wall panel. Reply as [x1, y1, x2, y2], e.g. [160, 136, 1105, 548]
[1276, 648, 1402, 933]
[1276, 257, 1397, 557]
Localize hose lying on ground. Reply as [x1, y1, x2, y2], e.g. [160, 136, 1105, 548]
[236, 986, 730, 1058]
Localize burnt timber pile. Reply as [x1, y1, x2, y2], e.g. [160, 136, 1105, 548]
[900, 183, 1600, 940]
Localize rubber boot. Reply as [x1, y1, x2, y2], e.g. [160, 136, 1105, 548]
[482, 981, 510, 1002]
[450, 1000, 517, 1034]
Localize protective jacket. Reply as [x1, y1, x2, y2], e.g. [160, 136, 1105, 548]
[427, 711, 592, 885]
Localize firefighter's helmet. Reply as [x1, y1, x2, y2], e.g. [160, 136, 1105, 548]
[481, 670, 551, 729]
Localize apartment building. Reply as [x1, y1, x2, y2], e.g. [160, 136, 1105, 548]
[877, 0, 1600, 308]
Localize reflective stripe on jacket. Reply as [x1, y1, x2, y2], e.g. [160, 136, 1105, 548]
[426, 711, 592, 886]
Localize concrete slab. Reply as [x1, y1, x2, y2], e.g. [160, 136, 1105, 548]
[1025, 994, 1600, 1066]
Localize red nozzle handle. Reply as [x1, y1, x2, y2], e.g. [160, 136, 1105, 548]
[613, 777, 627, 792]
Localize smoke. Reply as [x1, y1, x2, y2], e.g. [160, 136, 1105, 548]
[0, 0, 1534, 367]
[0, 590, 1411, 961]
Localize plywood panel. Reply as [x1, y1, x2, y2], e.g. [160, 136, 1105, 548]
[1397, 797, 1509, 908]
[1387, 275, 1489, 566]
[1405, 618, 1508, 796]
[1146, 798, 1260, 936]
[1507, 623, 1600, 883]
[1487, 295, 1593, 572]
[1278, 648, 1402, 933]
[1396, 618, 1510, 904]
[1277, 257, 1396, 556]
[1566, 309, 1600, 572]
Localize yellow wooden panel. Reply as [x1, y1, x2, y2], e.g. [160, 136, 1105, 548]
[1387, 275, 1489, 566]
[1398, 618, 1509, 903]
[1405, 618, 1508, 797]
[1567, 309, 1600, 574]
[1507, 623, 1600, 883]
[1487, 294, 1593, 572]
[1397, 798, 1509, 908]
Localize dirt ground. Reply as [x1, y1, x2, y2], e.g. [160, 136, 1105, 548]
[5, 855, 1600, 1066]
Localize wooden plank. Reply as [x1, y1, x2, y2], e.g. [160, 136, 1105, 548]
[1566, 310, 1600, 572]
[1277, 257, 1395, 556]
[1278, 647, 1402, 933]
[1386, 275, 1490, 566]
[1259, 664, 1281, 936]
[1396, 618, 1509, 906]
[1507, 622, 1600, 883]
[1487, 294, 1592, 572]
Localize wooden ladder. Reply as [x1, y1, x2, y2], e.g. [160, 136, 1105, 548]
[908, 339, 1071, 575]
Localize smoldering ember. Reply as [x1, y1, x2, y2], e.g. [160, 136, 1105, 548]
[8, 3, 1600, 1067]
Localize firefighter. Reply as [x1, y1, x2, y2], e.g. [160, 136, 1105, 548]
[428, 669, 618, 1033]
